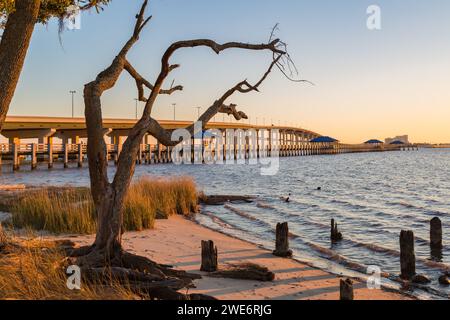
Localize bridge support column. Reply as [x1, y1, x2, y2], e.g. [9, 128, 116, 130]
[279, 131, 283, 157]
[48, 140, 53, 169]
[268, 130, 272, 157]
[149, 144, 154, 164]
[64, 143, 69, 168]
[158, 143, 162, 163]
[12, 143, 19, 171]
[31, 143, 37, 170]
[77, 144, 83, 168]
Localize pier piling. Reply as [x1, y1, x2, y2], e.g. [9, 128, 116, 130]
[273, 222, 293, 257]
[430, 217, 443, 249]
[331, 219, 343, 242]
[340, 278, 354, 300]
[400, 230, 416, 280]
[200, 240, 218, 272]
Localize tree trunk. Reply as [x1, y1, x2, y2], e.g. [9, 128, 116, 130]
[91, 185, 125, 258]
[0, 0, 41, 131]
[0, 222, 7, 249]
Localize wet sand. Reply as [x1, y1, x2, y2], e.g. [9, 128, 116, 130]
[67, 215, 411, 300]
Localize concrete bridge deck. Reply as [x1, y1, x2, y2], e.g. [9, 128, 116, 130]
[0, 116, 417, 172]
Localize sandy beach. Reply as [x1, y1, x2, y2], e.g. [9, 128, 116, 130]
[64, 215, 411, 300]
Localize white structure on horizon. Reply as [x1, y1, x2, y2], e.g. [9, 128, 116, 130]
[385, 135, 409, 144]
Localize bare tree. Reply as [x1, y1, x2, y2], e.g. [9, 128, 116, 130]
[72, 0, 294, 299]
[0, 0, 41, 130]
[0, 0, 111, 131]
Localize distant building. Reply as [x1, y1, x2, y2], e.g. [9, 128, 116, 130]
[385, 135, 409, 144]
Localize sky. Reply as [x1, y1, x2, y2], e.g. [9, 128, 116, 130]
[8, 0, 450, 143]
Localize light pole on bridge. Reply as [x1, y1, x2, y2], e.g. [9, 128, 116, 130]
[69, 90, 76, 118]
[172, 103, 176, 120]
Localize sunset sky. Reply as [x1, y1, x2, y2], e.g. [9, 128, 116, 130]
[7, 0, 450, 143]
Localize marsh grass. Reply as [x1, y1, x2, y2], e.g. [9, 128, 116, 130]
[11, 176, 198, 234]
[0, 236, 136, 300]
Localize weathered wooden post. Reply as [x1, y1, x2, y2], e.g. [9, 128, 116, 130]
[200, 240, 218, 272]
[400, 230, 415, 280]
[430, 217, 442, 249]
[331, 219, 343, 242]
[273, 222, 293, 257]
[31, 143, 37, 170]
[340, 278, 354, 300]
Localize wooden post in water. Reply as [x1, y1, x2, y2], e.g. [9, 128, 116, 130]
[400, 230, 415, 280]
[430, 217, 443, 249]
[331, 219, 343, 242]
[200, 240, 218, 272]
[340, 278, 354, 300]
[273, 222, 293, 257]
[31, 143, 37, 170]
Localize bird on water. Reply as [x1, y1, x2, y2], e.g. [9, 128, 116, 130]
[280, 193, 291, 203]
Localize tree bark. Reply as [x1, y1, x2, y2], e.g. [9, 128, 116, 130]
[0, 0, 41, 131]
[0, 222, 7, 249]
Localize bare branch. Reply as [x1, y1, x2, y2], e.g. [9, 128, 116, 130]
[268, 24, 314, 85]
[218, 103, 248, 120]
[146, 52, 281, 146]
[140, 38, 285, 116]
[124, 60, 183, 102]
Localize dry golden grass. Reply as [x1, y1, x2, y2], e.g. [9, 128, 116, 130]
[0, 236, 136, 300]
[11, 188, 96, 234]
[11, 176, 198, 234]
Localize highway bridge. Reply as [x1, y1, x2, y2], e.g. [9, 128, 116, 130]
[0, 116, 415, 172]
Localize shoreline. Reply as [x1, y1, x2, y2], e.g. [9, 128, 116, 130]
[56, 215, 411, 300]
